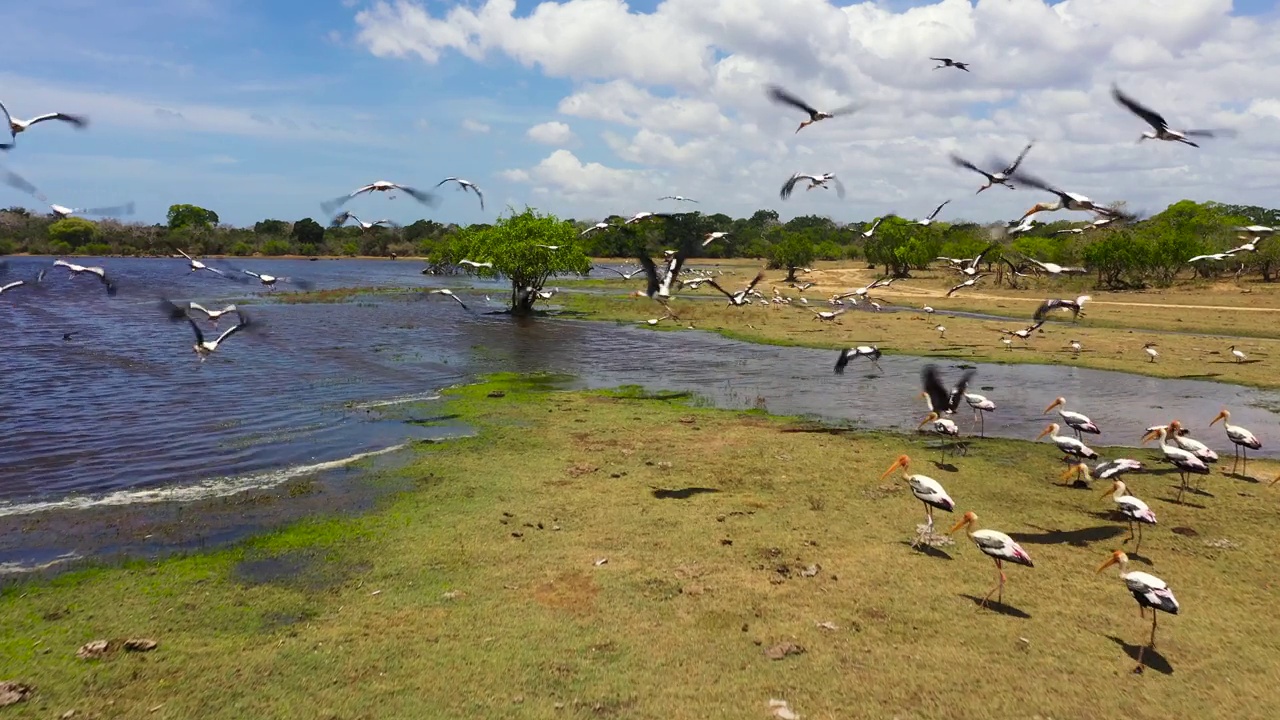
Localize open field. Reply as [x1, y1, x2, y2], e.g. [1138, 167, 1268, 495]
[3, 375, 1279, 719]
[559, 261, 1280, 388]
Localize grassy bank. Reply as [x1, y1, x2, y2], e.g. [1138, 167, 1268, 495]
[555, 263, 1280, 388]
[3, 375, 1278, 719]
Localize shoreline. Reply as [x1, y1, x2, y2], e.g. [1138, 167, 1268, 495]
[3, 373, 1278, 718]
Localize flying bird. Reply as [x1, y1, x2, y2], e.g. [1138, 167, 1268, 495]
[158, 298, 251, 362]
[321, 181, 439, 214]
[1033, 295, 1091, 322]
[702, 231, 730, 246]
[912, 200, 951, 226]
[920, 364, 976, 416]
[1111, 84, 1236, 148]
[624, 211, 675, 225]
[706, 271, 765, 307]
[581, 222, 614, 236]
[177, 249, 226, 276]
[949, 141, 1034, 193]
[236, 268, 311, 291]
[188, 302, 239, 327]
[51, 259, 115, 295]
[1010, 170, 1123, 221]
[458, 259, 493, 270]
[429, 288, 469, 310]
[930, 57, 971, 72]
[658, 195, 698, 203]
[435, 177, 485, 210]
[0, 280, 24, 294]
[780, 172, 844, 200]
[636, 250, 686, 311]
[946, 275, 983, 297]
[0, 165, 132, 218]
[0, 100, 88, 149]
[834, 345, 882, 373]
[330, 211, 396, 230]
[765, 85, 858, 133]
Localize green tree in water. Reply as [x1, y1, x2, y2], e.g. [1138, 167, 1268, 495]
[444, 207, 590, 314]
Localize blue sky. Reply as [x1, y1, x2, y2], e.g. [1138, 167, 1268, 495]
[2, 0, 1278, 228]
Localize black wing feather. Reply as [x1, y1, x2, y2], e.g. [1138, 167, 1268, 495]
[1111, 84, 1168, 132]
[766, 85, 819, 117]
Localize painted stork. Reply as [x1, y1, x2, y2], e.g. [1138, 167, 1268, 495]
[625, 211, 675, 225]
[434, 177, 484, 210]
[1036, 423, 1099, 475]
[1111, 84, 1235, 148]
[658, 195, 698, 203]
[780, 172, 845, 200]
[159, 299, 250, 362]
[946, 275, 983, 297]
[913, 200, 951, 226]
[1011, 170, 1122, 222]
[1043, 396, 1100, 440]
[581, 222, 613, 236]
[948, 511, 1033, 608]
[188, 302, 238, 328]
[321, 181, 439, 214]
[861, 216, 890, 238]
[765, 85, 858, 133]
[921, 364, 975, 416]
[459, 259, 493, 270]
[1092, 474, 1158, 553]
[0, 280, 25, 295]
[51, 259, 116, 295]
[1096, 550, 1179, 674]
[1004, 320, 1045, 343]
[811, 308, 846, 322]
[881, 454, 955, 547]
[330, 211, 395, 230]
[1094, 458, 1143, 481]
[1141, 426, 1210, 502]
[949, 141, 1034, 193]
[1022, 257, 1088, 276]
[952, 244, 997, 277]
[964, 393, 996, 437]
[706, 272, 765, 308]
[1209, 409, 1261, 475]
[636, 251, 686, 316]
[930, 57, 971, 72]
[702, 231, 730, 246]
[429, 288, 469, 310]
[1034, 295, 1091, 322]
[918, 411, 963, 462]
[835, 345, 882, 373]
[177, 249, 226, 276]
[0, 100, 87, 149]
[1165, 420, 1219, 465]
[1235, 225, 1275, 236]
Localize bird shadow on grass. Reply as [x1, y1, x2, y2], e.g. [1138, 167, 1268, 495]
[1009, 524, 1124, 547]
[1107, 636, 1174, 675]
[1124, 552, 1154, 566]
[1222, 471, 1259, 484]
[899, 540, 951, 560]
[1155, 497, 1207, 510]
[930, 461, 960, 473]
[650, 487, 720, 500]
[959, 594, 1030, 619]
[1175, 373, 1224, 382]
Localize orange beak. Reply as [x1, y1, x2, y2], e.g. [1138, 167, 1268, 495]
[1060, 464, 1084, 482]
[917, 412, 938, 429]
[1140, 430, 1157, 445]
[1270, 474, 1280, 487]
[1096, 554, 1120, 574]
[1210, 411, 1226, 427]
[1035, 425, 1054, 441]
[947, 517, 968, 535]
[1043, 397, 1064, 414]
[880, 455, 909, 480]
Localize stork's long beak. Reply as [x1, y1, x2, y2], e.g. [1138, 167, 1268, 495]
[946, 518, 968, 535]
[1043, 398, 1063, 414]
[880, 457, 906, 480]
[917, 417, 931, 430]
[1035, 426, 1053, 441]
[1140, 430, 1156, 445]
[1210, 411, 1226, 427]
[1060, 465, 1083, 482]
[1096, 553, 1121, 573]
[1100, 481, 1119, 499]
[1270, 474, 1280, 487]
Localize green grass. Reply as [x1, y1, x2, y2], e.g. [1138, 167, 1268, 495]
[3, 374, 1279, 718]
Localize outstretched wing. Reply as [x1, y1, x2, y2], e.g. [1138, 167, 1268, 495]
[1002, 141, 1035, 175]
[766, 85, 819, 116]
[397, 185, 441, 208]
[780, 173, 805, 200]
[950, 154, 992, 179]
[1111, 84, 1168, 132]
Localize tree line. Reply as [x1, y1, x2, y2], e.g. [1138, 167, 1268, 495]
[1, 200, 1278, 289]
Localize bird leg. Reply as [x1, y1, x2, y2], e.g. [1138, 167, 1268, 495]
[1175, 472, 1187, 504]
[1124, 521, 1135, 546]
[981, 558, 1006, 608]
[912, 505, 933, 548]
[1134, 523, 1143, 554]
[1242, 448, 1249, 477]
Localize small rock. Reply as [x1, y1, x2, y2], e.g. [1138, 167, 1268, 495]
[764, 642, 805, 660]
[594, 557, 608, 566]
[769, 698, 801, 719]
[512, 696, 524, 704]
[123, 639, 158, 653]
[61, 711, 76, 719]
[815, 621, 839, 631]
[800, 564, 820, 578]
[554, 702, 565, 710]
[370, 590, 382, 596]
[487, 390, 506, 398]
[76, 640, 112, 660]
[0, 682, 33, 707]
[720, 538, 733, 546]
[656, 461, 673, 469]
[552, 525, 561, 531]
[1171, 526, 1198, 537]
[511, 532, 523, 538]
[1018, 637, 1031, 651]
[441, 590, 462, 600]
[1204, 537, 1237, 549]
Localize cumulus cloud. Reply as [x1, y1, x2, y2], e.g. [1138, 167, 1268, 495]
[461, 118, 491, 133]
[355, 0, 1280, 221]
[527, 121, 576, 145]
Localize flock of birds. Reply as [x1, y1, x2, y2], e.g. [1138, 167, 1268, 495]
[0, 60, 1268, 677]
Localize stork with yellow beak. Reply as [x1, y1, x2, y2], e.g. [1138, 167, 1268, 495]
[949, 511, 1033, 609]
[1043, 396, 1100, 440]
[881, 454, 955, 547]
[1141, 425, 1209, 503]
[1210, 409, 1261, 476]
[1097, 550, 1179, 674]
[918, 410, 963, 463]
[1036, 423, 1097, 481]
[1082, 468, 1158, 552]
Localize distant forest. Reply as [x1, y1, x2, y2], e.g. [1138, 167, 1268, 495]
[2, 200, 1279, 288]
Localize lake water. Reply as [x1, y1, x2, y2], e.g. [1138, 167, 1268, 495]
[3, 256, 1278, 522]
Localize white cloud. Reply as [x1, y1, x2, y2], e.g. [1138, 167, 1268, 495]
[461, 118, 491, 133]
[355, 0, 1280, 222]
[527, 121, 575, 145]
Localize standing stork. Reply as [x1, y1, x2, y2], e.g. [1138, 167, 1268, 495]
[964, 393, 996, 437]
[1043, 396, 1100, 440]
[1096, 550, 1179, 674]
[765, 85, 858, 133]
[1209, 409, 1261, 475]
[1141, 426, 1210, 503]
[1090, 473, 1158, 553]
[1036, 423, 1098, 482]
[948, 511, 1033, 609]
[881, 454, 955, 547]
[918, 412, 963, 463]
